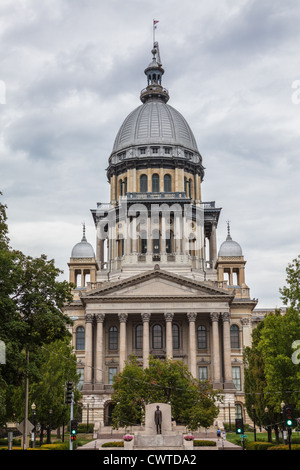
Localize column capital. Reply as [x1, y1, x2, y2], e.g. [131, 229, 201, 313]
[187, 312, 197, 322]
[141, 312, 151, 323]
[164, 312, 174, 322]
[85, 314, 94, 323]
[118, 312, 128, 323]
[221, 312, 231, 322]
[96, 313, 105, 323]
[209, 312, 219, 322]
[241, 317, 250, 326]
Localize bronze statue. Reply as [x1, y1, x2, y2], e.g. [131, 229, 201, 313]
[154, 405, 162, 434]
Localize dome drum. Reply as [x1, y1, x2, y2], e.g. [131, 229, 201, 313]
[107, 145, 204, 180]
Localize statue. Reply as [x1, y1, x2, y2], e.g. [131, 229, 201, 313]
[154, 405, 162, 434]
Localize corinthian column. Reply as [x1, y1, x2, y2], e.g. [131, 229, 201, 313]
[187, 312, 197, 378]
[164, 312, 174, 359]
[210, 312, 221, 389]
[141, 312, 151, 369]
[118, 313, 128, 372]
[222, 312, 235, 390]
[95, 313, 105, 388]
[84, 314, 94, 389]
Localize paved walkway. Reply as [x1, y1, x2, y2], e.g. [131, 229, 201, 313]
[79, 434, 241, 451]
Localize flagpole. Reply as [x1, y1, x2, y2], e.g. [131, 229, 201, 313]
[153, 19, 155, 45]
[153, 19, 159, 45]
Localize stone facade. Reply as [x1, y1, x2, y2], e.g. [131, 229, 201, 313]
[64, 41, 258, 429]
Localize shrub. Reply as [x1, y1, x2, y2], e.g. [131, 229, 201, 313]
[245, 441, 275, 451]
[102, 441, 124, 448]
[268, 444, 300, 451]
[194, 440, 216, 447]
[40, 442, 69, 450]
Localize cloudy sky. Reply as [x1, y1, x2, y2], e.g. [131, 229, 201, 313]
[1, 0, 300, 308]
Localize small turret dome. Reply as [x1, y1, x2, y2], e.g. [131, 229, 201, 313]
[218, 223, 243, 257]
[71, 225, 95, 259]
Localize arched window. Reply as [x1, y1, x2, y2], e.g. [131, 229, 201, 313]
[235, 403, 243, 419]
[164, 174, 172, 192]
[172, 324, 180, 349]
[76, 326, 85, 350]
[109, 326, 118, 350]
[152, 324, 163, 349]
[135, 324, 143, 349]
[152, 173, 159, 193]
[140, 174, 148, 193]
[230, 325, 240, 349]
[197, 325, 207, 349]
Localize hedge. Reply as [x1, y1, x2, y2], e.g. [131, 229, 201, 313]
[245, 441, 275, 451]
[102, 441, 124, 448]
[194, 440, 216, 447]
[268, 444, 300, 451]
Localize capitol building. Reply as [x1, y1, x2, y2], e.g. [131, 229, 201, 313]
[64, 40, 258, 429]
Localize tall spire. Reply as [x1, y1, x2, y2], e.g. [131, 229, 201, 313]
[140, 26, 169, 104]
[226, 220, 232, 240]
[82, 222, 87, 242]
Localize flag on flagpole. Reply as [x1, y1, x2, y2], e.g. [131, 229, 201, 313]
[153, 20, 159, 44]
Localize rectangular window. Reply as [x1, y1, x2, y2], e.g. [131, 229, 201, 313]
[152, 147, 159, 154]
[232, 366, 241, 391]
[139, 148, 146, 155]
[108, 367, 118, 385]
[77, 368, 84, 390]
[199, 366, 208, 381]
[164, 147, 171, 154]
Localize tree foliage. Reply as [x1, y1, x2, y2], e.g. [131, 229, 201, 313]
[111, 355, 220, 431]
[280, 255, 300, 311]
[244, 255, 300, 440]
[0, 193, 75, 425]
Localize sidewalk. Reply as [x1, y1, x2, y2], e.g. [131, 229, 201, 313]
[79, 436, 242, 451]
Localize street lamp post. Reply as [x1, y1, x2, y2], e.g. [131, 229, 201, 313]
[265, 406, 271, 442]
[31, 403, 36, 448]
[49, 409, 52, 444]
[252, 405, 256, 442]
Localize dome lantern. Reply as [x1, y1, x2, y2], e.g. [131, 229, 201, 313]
[140, 42, 169, 104]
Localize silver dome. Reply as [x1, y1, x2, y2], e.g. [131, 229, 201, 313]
[218, 228, 243, 257]
[71, 229, 95, 259]
[112, 100, 199, 155]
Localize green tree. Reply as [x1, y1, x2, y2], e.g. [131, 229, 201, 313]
[111, 355, 147, 429]
[111, 355, 220, 431]
[0, 193, 74, 425]
[244, 309, 300, 442]
[280, 255, 300, 311]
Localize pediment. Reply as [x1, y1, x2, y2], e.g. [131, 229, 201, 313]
[82, 269, 233, 301]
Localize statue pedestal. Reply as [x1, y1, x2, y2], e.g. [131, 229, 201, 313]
[131, 403, 187, 450]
